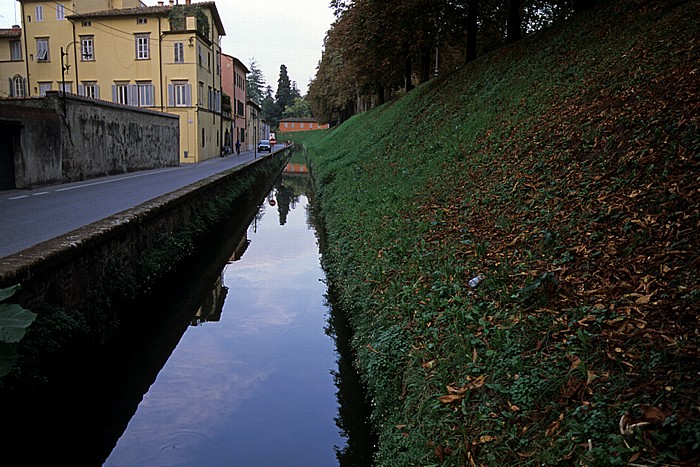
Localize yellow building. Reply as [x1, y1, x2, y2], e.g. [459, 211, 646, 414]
[16, 0, 225, 163]
[0, 25, 26, 98]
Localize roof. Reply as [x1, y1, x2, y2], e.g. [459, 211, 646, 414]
[0, 27, 21, 39]
[222, 53, 250, 74]
[279, 117, 319, 123]
[67, 2, 225, 36]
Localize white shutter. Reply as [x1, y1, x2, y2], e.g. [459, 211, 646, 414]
[168, 83, 174, 107]
[78, 84, 85, 96]
[112, 85, 117, 103]
[185, 84, 192, 106]
[95, 85, 100, 100]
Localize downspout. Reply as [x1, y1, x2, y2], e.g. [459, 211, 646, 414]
[71, 19, 79, 89]
[158, 16, 164, 110]
[20, 3, 30, 95]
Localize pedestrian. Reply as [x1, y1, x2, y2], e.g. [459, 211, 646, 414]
[235, 140, 241, 155]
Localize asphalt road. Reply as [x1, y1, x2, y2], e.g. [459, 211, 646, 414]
[0, 145, 282, 259]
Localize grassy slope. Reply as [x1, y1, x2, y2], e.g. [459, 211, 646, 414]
[295, 1, 699, 464]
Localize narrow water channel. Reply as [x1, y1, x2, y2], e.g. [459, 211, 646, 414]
[104, 174, 346, 466]
[1, 168, 375, 466]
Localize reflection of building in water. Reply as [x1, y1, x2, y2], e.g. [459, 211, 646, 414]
[283, 163, 308, 174]
[191, 275, 227, 326]
[230, 233, 251, 262]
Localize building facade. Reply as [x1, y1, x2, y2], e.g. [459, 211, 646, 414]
[221, 53, 247, 150]
[279, 117, 329, 132]
[14, 0, 226, 163]
[0, 26, 26, 98]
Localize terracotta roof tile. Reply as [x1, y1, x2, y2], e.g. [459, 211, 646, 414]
[0, 28, 21, 38]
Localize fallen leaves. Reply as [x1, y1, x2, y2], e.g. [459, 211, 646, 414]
[438, 375, 487, 404]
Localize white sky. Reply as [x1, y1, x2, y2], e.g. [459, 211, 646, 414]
[0, 0, 335, 95]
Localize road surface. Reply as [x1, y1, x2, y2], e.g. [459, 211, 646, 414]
[0, 145, 283, 258]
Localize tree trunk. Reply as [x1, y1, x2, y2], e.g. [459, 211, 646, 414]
[466, 0, 478, 63]
[405, 55, 414, 92]
[419, 46, 431, 84]
[377, 84, 385, 106]
[573, 0, 595, 13]
[507, 0, 522, 43]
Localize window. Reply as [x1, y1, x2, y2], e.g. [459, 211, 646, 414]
[174, 42, 184, 63]
[10, 40, 21, 61]
[291, 123, 295, 128]
[197, 45, 203, 66]
[35, 5, 43, 21]
[113, 82, 129, 105]
[169, 81, 191, 107]
[208, 86, 213, 110]
[216, 51, 220, 75]
[79, 82, 99, 99]
[59, 82, 72, 94]
[137, 82, 154, 107]
[80, 36, 94, 61]
[201, 128, 205, 148]
[10, 76, 25, 97]
[135, 34, 149, 60]
[39, 82, 51, 96]
[36, 38, 49, 62]
[56, 4, 65, 20]
[301, 122, 305, 129]
[137, 18, 147, 24]
[198, 81, 204, 106]
[82, 20, 91, 27]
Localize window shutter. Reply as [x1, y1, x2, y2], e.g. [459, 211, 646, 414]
[147, 84, 154, 106]
[168, 83, 174, 107]
[185, 84, 192, 106]
[95, 85, 100, 100]
[8, 78, 13, 97]
[78, 84, 85, 96]
[112, 85, 117, 103]
[22, 78, 27, 96]
[129, 84, 138, 105]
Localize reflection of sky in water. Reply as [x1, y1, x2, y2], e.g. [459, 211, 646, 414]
[105, 194, 343, 467]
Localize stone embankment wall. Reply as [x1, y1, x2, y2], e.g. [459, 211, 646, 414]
[0, 149, 290, 316]
[0, 92, 179, 188]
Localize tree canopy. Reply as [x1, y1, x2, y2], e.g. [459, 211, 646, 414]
[308, 0, 596, 126]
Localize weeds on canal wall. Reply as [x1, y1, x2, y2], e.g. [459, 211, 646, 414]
[296, 1, 699, 465]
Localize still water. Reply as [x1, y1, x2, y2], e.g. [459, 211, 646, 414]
[105, 175, 344, 466]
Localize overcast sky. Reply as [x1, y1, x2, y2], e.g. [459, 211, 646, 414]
[0, 0, 335, 95]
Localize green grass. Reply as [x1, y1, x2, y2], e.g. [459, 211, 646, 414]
[293, 1, 700, 465]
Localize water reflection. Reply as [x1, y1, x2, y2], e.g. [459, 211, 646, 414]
[0, 167, 376, 466]
[105, 172, 359, 466]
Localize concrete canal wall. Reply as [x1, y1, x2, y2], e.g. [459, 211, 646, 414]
[0, 149, 291, 315]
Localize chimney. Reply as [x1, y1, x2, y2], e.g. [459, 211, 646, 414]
[158, 1, 163, 5]
[169, 0, 174, 4]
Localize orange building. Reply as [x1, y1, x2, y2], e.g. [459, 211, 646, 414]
[279, 117, 328, 132]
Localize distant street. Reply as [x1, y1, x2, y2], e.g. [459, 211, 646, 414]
[0, 145, 283, 259]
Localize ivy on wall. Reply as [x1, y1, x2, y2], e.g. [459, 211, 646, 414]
[168, 5, 210, 38]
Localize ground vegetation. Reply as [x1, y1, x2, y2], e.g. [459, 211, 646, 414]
[295, 1, 699, 464]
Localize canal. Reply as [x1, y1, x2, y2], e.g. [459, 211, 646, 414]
[105, 173, 344, 466]
[1, 168, 376, 466]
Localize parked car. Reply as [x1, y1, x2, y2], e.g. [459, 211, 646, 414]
[257, 139, 271, 152]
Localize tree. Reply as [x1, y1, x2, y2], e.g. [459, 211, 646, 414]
[507, 0, 522, 42]
[262, 85, 281, 129]
[246, 59, 265, 105]
[282, 97, 312, 119]
[275, 65, 295, 113]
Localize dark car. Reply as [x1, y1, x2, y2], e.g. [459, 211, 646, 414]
[257, 139, 271, 152]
